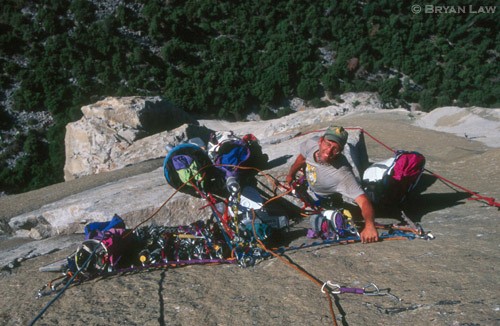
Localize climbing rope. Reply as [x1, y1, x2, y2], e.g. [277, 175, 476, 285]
[34, 124, 484, 324]
[293, 127, 499, 208]
[250, 208, 338, 326]
[31, 237, 106, 325]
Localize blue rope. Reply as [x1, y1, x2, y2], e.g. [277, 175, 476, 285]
[29, 241, 102, 325]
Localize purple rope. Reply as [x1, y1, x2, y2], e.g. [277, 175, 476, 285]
[339, 287, 365, 295]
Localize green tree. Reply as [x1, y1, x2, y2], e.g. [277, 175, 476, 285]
[69, 0, 96, 25]
[0, 105, 13, 130]
[378, 77, 401, 105]
[297, 78, 319, 100]
[2, 0, 499, 194]
[419, 90, 436, 112]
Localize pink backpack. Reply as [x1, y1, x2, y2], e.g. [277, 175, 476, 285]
[363, 151, 426, 205]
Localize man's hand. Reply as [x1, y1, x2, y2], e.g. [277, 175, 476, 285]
[355, 194, 378, 243]
[360, 224, 379, 244]
[286, 154, 306, 187]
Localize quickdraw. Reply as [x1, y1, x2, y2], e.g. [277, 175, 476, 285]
[271, 229, 431, 258]
[34, 167, 432, 301]
[36, 256, 237, 299]
[379, 226, 434, 240]
[321, 281, 401, 301]
[36, 274, 75, 299]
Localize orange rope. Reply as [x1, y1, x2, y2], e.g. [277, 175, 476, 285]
[124, 163, 215, 238]
[251, 209, 338, 326]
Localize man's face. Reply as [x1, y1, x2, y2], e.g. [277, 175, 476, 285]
[318, 137, 342, 163]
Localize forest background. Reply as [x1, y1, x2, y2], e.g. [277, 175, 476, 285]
[0, 0, 498, 195]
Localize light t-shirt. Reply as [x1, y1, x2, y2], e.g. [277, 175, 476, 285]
[300, 137, 364, 201]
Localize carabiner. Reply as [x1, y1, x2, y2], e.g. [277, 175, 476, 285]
[36, 283, 51, 299]
[363, 283, 401, 301]
[36, 273, 72, 299]
[362, 283, 381, 296]
[321, 281, 341, 294]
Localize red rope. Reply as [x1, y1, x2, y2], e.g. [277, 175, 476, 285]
[351, 127, 499, 208]
[346, 127, 395, 153]
[294, 127, 499, 208]
[295, 127, 396, 153]
[424, 169, 500, 208]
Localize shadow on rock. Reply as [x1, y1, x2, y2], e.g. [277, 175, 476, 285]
[266, 155, 293, 169]
[266, 228, 308, 248]
[370, 173, 472, 223]
[373, 191, 472, 223]
[402, 172, 474, 221]
[403, 192, 472, 222]
[413, 173, 438, 194]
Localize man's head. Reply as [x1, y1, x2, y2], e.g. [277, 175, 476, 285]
[323, 126, 348, 147]
[317, 126, 348, 163]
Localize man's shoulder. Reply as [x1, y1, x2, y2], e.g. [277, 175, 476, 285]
[301, 136, 319, 146]
[300, 137, 319, 155]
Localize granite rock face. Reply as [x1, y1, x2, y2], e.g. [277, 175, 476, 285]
[63, 93, 385, 181]
[64, 96, 198, 180]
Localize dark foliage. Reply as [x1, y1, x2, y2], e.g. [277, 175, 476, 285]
[0, 0, 498, 194]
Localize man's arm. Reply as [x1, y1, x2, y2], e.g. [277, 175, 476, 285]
[354, 194, 379, 243]
[286, 154, 306, 185]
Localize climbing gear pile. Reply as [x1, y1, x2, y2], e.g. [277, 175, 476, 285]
[34, 126, 498, 326]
